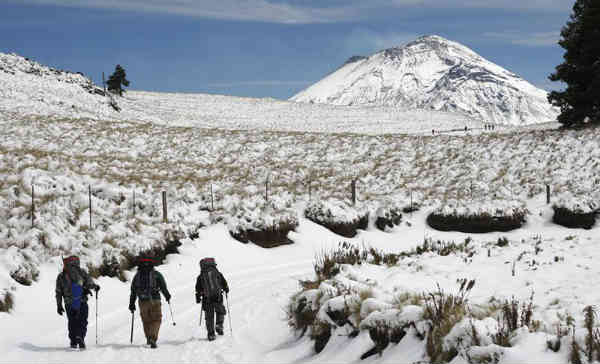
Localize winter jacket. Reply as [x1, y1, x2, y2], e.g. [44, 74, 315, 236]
[195, 266, 229, 305]
[129, 268, 171, 307]
[55, 267, 96, 309]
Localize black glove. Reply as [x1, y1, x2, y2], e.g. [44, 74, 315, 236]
[129, 302, 136, 313]
[94, 284, 100, 292]
[195, 293, 201, 304]
[57, 304, 64, 316]
[165, 293, 171, 303]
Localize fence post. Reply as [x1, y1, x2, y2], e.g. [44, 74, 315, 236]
[308, 178, 312, 201]
[31, 184, 35, 228]
[133, 189, 136, 217]
[546, 185, 550, 204]
[89, 185, 93, 229]
[351, 179, 357, 206]
[162, 191, 168, 223]
[265, 175, 269, 203]
[210, 184, 214, 211]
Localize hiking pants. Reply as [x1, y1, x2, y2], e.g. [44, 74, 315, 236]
[66, 301, 89, 344]
[203, 301, 226, 335]
[139, 299, 162, 342]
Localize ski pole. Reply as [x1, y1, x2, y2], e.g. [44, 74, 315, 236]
[130, 311, 134, 344]
[199, 305, 203, 328]
[95, 291, 98, 345]
[226, 293, 233, 336]
[168, 302, 176, 326]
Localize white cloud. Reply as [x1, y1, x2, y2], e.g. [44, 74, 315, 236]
[17, 0, 571, 24]
[484, 31, 560, 47]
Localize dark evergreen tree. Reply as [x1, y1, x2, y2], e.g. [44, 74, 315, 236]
[106, 65, 130, 96]
[548, 0, 600, 127]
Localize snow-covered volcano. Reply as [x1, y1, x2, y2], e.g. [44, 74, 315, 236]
[291, 35, 558, 125]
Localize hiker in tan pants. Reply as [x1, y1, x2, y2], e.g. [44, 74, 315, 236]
[129, 256, 171, 348]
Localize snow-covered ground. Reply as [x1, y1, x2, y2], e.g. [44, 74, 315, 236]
[1, 197, 599, 363]
[1, 51, 598, 363]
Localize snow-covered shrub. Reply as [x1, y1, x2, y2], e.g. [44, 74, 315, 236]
[374, 198, 403, 231]
[427, 199, 528, 233]
[226, 197, 298, 248]
[0, 290, 14, 313]
[304, 199, 368, 238]
[552, 192, 599, 229]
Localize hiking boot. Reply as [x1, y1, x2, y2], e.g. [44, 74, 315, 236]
[78, 341, 86, 350]
[146, 338, 152, 346]
[208, 333, 216, 341]
[216, 326, 224, 336]
[150, 340, 157, 349]
[70, 342, 77, 349]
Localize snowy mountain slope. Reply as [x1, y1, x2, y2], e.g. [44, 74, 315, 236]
[0, 52, 486, 135]
[291, 35, 559, 125]
[0, 53, 114, 119]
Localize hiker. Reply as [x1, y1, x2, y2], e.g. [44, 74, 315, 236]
[55, 256, 100, 349]
[129, 256, 171, 348]
[195, 258, 229, 341]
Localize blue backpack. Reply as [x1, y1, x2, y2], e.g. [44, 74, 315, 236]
[71, 281, 83, 310]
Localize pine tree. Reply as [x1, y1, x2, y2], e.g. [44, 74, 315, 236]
[106, 65, 130, 97]
[548, 0, 600, 127]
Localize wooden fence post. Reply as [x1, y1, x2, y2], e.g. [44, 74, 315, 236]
[210, 184, 214, 211]
[351, 179, 357, 206]
[308, 179, 312, 201]
[89, 185, 92, 229]
[162, 191, 168, 223]
[31, 184, 34, 228]
[546, 185, 551, 204]
[133, 189, 136, 217]
[265, 175, 269, 202]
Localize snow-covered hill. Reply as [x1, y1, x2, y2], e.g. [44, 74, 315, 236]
[291, 35, 559, 126]
[0, 52, 490, 135]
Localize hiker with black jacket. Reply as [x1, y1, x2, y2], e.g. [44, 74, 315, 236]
[55, 256, 100, 349]
[195, 258, 229, 341]
[129, 256, 171, 348]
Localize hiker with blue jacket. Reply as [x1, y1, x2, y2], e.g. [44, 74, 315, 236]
[196, 258, 229, 341]
[55, 256, 100, 349]
[129, 256, 171, 348]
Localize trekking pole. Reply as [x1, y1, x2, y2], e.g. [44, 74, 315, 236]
[226, 293, 233, 336]
[168, 302, 177, 326]
[95, 291, 99, 345]
[199, 306, 203, 328]
[130, 312, 134, 344]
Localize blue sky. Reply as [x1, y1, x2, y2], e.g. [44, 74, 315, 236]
[2, 0, 572, 99]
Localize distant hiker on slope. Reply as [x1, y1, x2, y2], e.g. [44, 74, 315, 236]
[196, 258, 229, 341]
[129, 256, 171, 349]
[55, 256, 100, 349]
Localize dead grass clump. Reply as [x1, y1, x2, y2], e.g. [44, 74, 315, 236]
[492, 293, 535, 347]
[310, 321, 332, 353]
[552, 207, 597, 230]
[0, 292, 14, 312]
[286, 295, 319, 337]
[375, 207, 402, 231]
[423, 280, 475, 362]
[406, 237, 475, 258]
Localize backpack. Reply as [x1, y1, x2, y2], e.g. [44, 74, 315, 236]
[200, 259, 222, 302]
[136, 270, 158, 301]
[71, 281, 83, 310]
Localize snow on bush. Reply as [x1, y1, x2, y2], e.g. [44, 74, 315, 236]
[224, 195, 299, 248]
[552, 191, 599, 229]
[304, 199, 368, 238]
[427, 199, 528, 233]
[374, 197, 405, 231]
